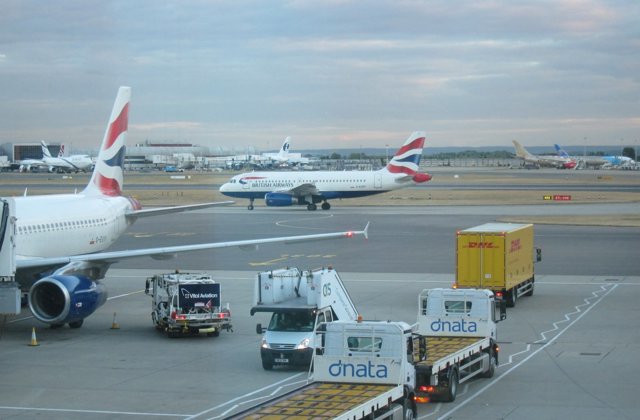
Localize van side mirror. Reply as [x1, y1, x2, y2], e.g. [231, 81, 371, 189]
[144, 279, 150, 295]
[535, 247, 542, 262]
[256, 323, 263, 334]
[500, 299, 507, 321]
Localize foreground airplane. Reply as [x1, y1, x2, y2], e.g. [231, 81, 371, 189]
[220, 131, 431, 210]
[554, 144, 637, 169]
[4, 87, 368, 329]
[41, 141, 95, 173]
[512, 140, 577, 169]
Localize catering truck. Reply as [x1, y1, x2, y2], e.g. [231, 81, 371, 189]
[145, 272, 232, 338]
[251, 266, 359, 370]
[455, 222, 541, 307]
[230, 288, 505, 419]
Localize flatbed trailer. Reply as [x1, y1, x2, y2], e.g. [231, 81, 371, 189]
[235, 383, 404, 419]
[229, 321, 418, 420]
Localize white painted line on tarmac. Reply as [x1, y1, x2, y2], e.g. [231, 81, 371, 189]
[431, 283, 618, 420]
[0, 406, 188, 417]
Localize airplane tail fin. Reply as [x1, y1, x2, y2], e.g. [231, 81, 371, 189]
[512, 140, 533, 159]
[58, 144, 65, 158]
[40, 141, 53, 159]
[279, 137, 291, 159]
[385, 131, 426, 176]
[83, 86, 131, 196]
[554, 144, 570, 159]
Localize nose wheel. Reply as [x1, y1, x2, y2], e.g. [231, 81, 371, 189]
[248, 198, 254, 210]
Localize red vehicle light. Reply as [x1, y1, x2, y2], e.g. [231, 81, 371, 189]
[414, 396, 430, 404]
[418, 385, 435, 393]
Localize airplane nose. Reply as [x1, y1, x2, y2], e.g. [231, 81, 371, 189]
[220, 183, 229, 192]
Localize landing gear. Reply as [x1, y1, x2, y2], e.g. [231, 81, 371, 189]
[321, 201, 331, 210]
[248, 198, 254, 210]
[307, 203, 317, 211]
[68, 319, 84, 329]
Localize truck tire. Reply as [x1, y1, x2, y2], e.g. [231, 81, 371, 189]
[403, 398, 416, 420]
[506, 288, 517, 308]
[442, 367, 458, 402]
[481, 350, 496, 378]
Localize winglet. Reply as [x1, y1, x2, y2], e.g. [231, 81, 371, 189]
[363, 221, 370, 240]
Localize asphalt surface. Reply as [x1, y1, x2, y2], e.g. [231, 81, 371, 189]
[1, 196, 639, 419]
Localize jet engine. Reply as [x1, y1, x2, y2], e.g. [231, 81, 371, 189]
[28, 275, 108, 327]
[265, 192, 296, 207]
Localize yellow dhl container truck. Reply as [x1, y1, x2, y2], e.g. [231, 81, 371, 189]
[455, 223, 540, 307]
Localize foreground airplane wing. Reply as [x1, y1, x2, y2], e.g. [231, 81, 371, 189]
[125, 200, 235, 219]
[16, 223, 370, 270]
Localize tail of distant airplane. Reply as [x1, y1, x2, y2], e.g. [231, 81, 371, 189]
[83, 86, 130, 197]
[385, 131, 425, 176]
[40, 141, 53, 159]
[554, 144, 570, 159]
[58, 144, 65, 157]
[512, 140, 534, 159]
[278, 137, 291, 160]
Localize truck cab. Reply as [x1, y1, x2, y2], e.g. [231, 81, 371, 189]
[251, 267, 358, 370]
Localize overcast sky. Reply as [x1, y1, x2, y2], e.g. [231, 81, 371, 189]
[0, 0, 638, 153]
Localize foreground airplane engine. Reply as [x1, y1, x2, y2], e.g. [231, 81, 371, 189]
[28, 276, 108, 328]
[265, 192, 297, 206]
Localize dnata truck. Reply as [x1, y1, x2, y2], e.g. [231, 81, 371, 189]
[251, 266, 359, 370]
[145, 272, 232, 338]
[231, 288, 505, 419]
[413, 287, 506, 402]
[455, 222, 541, 307]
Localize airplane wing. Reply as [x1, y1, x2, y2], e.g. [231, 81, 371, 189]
[286, 183, 320, 197]
[125, 201, 235, 219]
[15, 223, 370, 272]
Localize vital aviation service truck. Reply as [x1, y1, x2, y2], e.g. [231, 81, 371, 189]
[230, 287, 505, 419]
[145, 272, 232, 338]
[251, 266, 359, 370]
[455, 222, 541, 307]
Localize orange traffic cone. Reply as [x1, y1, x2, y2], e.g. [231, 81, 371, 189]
[110, 312, 120, 330]
[28, 327, 39, 346]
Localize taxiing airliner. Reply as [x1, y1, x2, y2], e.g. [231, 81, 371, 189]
[220, 131, 431, 210]
[3, 87, 367, 329]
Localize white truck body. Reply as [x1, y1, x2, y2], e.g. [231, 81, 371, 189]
[413, 288, 505, 402]
[251, 266, 359, 369]
[145, 272, 232, 338]
[230, 288, 504, 418]
[0, 198, 20, 315]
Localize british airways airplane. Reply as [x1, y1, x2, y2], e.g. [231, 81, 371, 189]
[2, 87, 367, 329]
[219, 131, 431, 210]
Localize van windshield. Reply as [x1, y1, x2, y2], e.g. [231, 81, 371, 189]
[268, 311, 314, 332]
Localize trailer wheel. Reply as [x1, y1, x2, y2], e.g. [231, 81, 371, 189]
[506, 288, 517, 308]
[442, 368, 458, 402]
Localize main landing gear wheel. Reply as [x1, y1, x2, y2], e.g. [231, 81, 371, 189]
[307, 203, 317, 211]
[321, 202, 331, 210]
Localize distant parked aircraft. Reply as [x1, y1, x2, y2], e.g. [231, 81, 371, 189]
[512, 140, 577, 169]
[554, 144, 636, 169]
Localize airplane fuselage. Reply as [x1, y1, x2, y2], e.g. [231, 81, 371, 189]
[14, 194, 136, 258]
[220, 169, 411, 201]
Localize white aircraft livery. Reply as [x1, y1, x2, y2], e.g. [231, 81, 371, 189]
[4, 87, 368, 329]
[220, 131, 431, 210]
[41, 141, 95, 173]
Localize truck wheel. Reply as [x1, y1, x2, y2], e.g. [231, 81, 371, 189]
[261, 358, 273, 370]
[403, 399, 416, 420]
[443, 368, 458, 402]
[506, 288, 517, 308]
[481, 351, 496, 378]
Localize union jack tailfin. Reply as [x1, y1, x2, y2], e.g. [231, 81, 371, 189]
[385, 131, 426, 175]
[83, 86, 130, 196]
